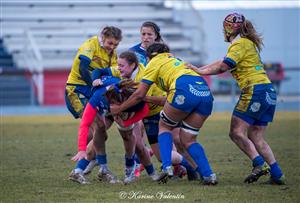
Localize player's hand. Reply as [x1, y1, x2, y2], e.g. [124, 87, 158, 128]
[185, 63, 199, 72]
[92, 79, 103, 87]
[110, 104, 121, 115]
[71, 151, 87, 162]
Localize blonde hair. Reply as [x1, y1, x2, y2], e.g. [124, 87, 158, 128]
[240, 20, 264, 52]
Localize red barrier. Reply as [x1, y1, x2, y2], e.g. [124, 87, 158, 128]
[43, 69, 69, 105]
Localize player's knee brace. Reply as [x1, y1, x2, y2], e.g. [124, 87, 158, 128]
[181, 121, 200, 136]
[160, 110, 180, 127]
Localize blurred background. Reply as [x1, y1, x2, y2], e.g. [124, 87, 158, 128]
[1, 0, 299, 114]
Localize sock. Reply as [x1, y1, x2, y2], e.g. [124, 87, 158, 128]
[270, 162, 283, 180]
[125, 155, 135, 168]
[134, 154, 141, 164]
[181, 157, 195, 172]
[252, 155, 265, 167]
[187, 143, 212, 177]
[158, 132, 173, 170]
[96, 154, 107, 165]
[145, 164, 155, 175]
[75, 159, 90, 172]
[78, 103, 97, 151]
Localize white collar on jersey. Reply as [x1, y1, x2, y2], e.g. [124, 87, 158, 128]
[231, 34, 241, 44]
[130, 66, 139, 80]
[98, 36, 104, 48]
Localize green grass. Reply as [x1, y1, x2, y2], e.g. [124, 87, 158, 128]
[1, 112, 299, 203]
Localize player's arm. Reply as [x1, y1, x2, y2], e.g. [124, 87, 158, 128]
[91, 68, 112, 86]
[187, 60, 230, 75]
[144, 95, 166, 106]
[78, 56, 92, 85]
[110, 82, 150, 115]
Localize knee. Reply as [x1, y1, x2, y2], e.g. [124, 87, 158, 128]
[135, 145, 147, 157]
[229, 130, 243, 142]
[253, 139, 267, 149]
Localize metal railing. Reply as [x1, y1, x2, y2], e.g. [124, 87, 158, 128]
[23, 29, 44, 105]
[164, 0, 206, 62]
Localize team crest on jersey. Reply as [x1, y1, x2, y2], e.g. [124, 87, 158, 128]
[250, 102, 261, 112]
[175, 95, 185, 105]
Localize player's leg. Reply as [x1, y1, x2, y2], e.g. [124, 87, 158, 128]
[133, 121, 158, 182]
[156, 103, 188, 183]
[179, 111, 217, 185]
[248, 124, 285, 184]
[172, 127, 199, 180]
[65, 86, 93, 184]
[116, 123, 137, 184]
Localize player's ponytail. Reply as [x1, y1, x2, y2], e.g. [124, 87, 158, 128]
[240, 20, 264, 52]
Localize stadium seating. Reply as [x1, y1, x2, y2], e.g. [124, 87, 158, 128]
[1, 1, 202, 105]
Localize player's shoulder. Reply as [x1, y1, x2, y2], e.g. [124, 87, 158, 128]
[129, 43, 142, 51]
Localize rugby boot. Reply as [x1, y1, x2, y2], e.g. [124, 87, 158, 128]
[98, 166, 120, 184]
[68, 170, 90, 185]
[265, 175, 286, 185]
[124, 165, 136, 185]
[244, 162, 270, 183]
[202, 173, 218, 185]
[157, 166, 173, 184]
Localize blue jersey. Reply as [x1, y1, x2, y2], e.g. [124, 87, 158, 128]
[129, 43, 148, 66]
[89, 76, 121, 111]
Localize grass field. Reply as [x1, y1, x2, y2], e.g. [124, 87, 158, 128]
[1, 112, 299, 203]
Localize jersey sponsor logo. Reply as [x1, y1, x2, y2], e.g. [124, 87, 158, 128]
[250, 102, 261, 112]
[255, 66, 263, 70]
[196, 81, 203, 85]
[175, 95, 185, 105]
[189, 84, 210, 97]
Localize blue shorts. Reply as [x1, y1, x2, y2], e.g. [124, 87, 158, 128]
[143, 113, 160, 145]
[233, 84, 277, 126]
[65, 84, 92, 119]
[169, 75, 214, 116]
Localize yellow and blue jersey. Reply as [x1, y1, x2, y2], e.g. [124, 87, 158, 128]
[142, 53, 199, 92]
[67, 36, 118, 85]
[223, 37, 276, 125]
[142, 53, 213, 115]
[223, 37, 271, 91]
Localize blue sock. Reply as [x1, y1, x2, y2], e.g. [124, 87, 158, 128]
[158, 132, 173, 170]
[187, 143, 213, 177]
[96, 154, 107, 165]
[145, 164, 155, 175]
[125, 155, 135, 167]
[252, 155, 265, 167]
[75, 159, 90, 170]
[181, 157, 195, 172]
[270, 162, 283, 180]
[134, 154, 141, 164]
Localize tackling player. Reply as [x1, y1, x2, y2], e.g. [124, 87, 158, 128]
[110, 43, 218, 185]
